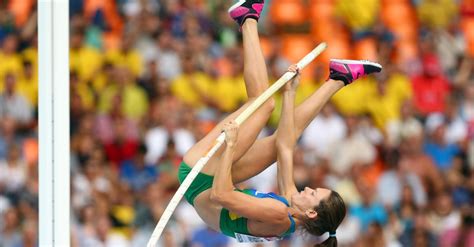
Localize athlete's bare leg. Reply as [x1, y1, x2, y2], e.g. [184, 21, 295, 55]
[184, 18, 274, 175]
[231, 59, 383, 183]
[230, 79, 344, 182]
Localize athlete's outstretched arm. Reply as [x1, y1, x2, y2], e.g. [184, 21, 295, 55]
[276, 65, 299, 200]
[210, 122, 239, 197]
[210, 121, 288, 224]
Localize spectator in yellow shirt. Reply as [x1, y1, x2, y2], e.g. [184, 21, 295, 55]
[91, 62, 115, 94]
[98, 67, 149, 120]
[105, 35, 144, 78]
[213, 73, 247, 112]
[70, 30, 103, 82]
[70, 71, 95, 111]
[16, 60, 38, 108]
[0, 35, 23, 90]
[417, 0, 458, 29]
[21, 46, 37, 77]
[335, 0, 380, 32]
[171, 54, 216, 109]
[363, 66, 413, 129]
[331, 77, 373, 116]
[212, 55, 247, 112]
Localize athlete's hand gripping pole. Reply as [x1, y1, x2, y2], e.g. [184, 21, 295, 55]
[147, 42, 328, 247]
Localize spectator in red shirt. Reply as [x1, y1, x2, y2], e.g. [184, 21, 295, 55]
[412, 54, 451, 116]
[103, 118, 138, 169]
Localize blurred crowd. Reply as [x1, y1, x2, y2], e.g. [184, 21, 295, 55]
[1, 0, 474, 246]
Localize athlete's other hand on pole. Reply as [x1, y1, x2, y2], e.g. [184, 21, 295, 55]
[284, 64, 300, 92]
[223, 121, 239, 147]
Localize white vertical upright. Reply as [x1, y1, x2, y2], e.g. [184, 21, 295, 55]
[38, 0, 70, 246]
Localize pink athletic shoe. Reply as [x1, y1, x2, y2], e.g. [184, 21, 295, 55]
[228, 0, 265, 27]
[329, 59, 383, 86]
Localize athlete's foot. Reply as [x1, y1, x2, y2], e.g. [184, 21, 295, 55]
[228, 0, 265, 27]
[329, 59, 383, 86]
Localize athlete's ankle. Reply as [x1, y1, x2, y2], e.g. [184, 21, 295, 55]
[243, 17, 258, 26]
[326, 79, 345, 88]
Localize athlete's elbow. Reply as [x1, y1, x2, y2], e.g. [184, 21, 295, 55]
[210, 190, 229, 204]
[209, 191, 220, 202]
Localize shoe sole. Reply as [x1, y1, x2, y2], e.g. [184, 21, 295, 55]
[228, 0, 247, 13]
[330, 59, 383, 70]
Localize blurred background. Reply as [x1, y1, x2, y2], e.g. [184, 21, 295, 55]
[1, 0, 474, 246]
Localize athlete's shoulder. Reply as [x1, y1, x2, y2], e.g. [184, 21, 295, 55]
[244, 189, 290, 207]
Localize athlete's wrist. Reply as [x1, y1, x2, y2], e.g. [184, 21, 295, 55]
[283, 90, 296, 96]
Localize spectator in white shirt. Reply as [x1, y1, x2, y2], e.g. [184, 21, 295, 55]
[301, 103, 347, 161]
[145, 111, 195, 164]
[0, 73, 32, 126]
[0, 144, 27, 195]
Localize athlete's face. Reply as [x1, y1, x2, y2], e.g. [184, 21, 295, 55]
[291, 187, 331, 219]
